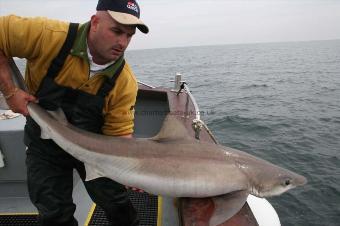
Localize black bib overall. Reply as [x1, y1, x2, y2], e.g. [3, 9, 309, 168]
[24, 23, 138, 226]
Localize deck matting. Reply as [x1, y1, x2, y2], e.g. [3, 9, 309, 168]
[0, 214, 38, 226]
[0, 191, 158, 226]
[88, 190, 158, 226]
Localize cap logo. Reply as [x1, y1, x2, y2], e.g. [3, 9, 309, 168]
[127, 1, 139, 13]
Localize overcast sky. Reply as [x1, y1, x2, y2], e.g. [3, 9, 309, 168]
[1, 0, 339, 50]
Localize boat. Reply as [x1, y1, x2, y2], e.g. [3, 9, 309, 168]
[0, 60, 281, 226]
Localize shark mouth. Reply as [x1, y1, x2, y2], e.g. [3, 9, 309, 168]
[250, 184, 295, 198]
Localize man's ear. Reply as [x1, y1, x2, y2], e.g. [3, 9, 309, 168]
[90, 15, 99, 32]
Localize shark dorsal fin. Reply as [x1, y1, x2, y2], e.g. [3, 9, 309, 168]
[152, 114, 193, 141]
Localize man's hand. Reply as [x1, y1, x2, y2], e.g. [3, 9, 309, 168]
[126, 186, 145, 193]
[6, 88, 37, 116]
[0, 50, 37, 116]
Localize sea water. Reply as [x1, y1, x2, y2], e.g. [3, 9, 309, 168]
[126, 39, 340, 226]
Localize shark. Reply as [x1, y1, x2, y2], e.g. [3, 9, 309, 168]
[1, 58, 307, 226]
[28, 103, 307, 225]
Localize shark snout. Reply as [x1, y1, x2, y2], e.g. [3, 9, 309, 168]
[294, 174, 308, 186]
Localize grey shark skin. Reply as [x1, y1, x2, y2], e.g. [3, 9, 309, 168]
[27, 103, 307, 198]
[7, 58, 307, 225]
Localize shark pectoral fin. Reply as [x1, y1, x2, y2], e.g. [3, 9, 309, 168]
[151, 114, 192, 141]
[47, 108, 68, 125]
[209, 191, 249, 226]
[84, 163, 104, 181]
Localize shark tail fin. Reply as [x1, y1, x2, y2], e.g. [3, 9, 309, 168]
[151, 114, 193, 141]
[47, 108, 68, 125]
[40, 108, 69, 139]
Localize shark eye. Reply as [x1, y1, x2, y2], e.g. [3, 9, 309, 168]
[284, 179, 291, 186]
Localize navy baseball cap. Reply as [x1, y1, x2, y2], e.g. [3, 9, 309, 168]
[96, 0, 149, 34]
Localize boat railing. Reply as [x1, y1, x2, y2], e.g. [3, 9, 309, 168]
[172, 73, 219, 144]
[137, 81, 155, 89]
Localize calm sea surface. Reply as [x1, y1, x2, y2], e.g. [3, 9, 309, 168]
[126, 40, 340, 226]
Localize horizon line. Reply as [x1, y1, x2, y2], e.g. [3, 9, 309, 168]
[128, 38, 340, 52]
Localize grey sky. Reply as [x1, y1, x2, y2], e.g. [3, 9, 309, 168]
[1, 0, 339, 50]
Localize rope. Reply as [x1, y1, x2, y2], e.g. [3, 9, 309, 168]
[0, 110, 21, 120]
[192, 118, 219, 144]
[177, 82, 219, 144]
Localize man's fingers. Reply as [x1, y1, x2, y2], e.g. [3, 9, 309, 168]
[26, 94, 37, 102]
[28, 95, 35, 101]
[125, 186, 145, 193]
[21, 108, 29, 116]
[6, 90, 37, 115]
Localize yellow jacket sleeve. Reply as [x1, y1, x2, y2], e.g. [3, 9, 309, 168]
[0, 15, 69, 92]
[0, 15, 67, 60]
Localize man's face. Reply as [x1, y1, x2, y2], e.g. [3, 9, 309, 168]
[89, 12, 136, 64]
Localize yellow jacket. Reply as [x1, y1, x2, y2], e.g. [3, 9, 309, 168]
[0, 15, 137, 136]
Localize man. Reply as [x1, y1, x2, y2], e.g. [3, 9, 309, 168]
[0, 0, 148, 225]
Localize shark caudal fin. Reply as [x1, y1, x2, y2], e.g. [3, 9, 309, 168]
[47, 108, 69, 125]
[151, 114, 193, 141]
[40, 108, 69, 139]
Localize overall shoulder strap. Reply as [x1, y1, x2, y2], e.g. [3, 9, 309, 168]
[97, 59, 126, 97]
[45, 23, 79, 78]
